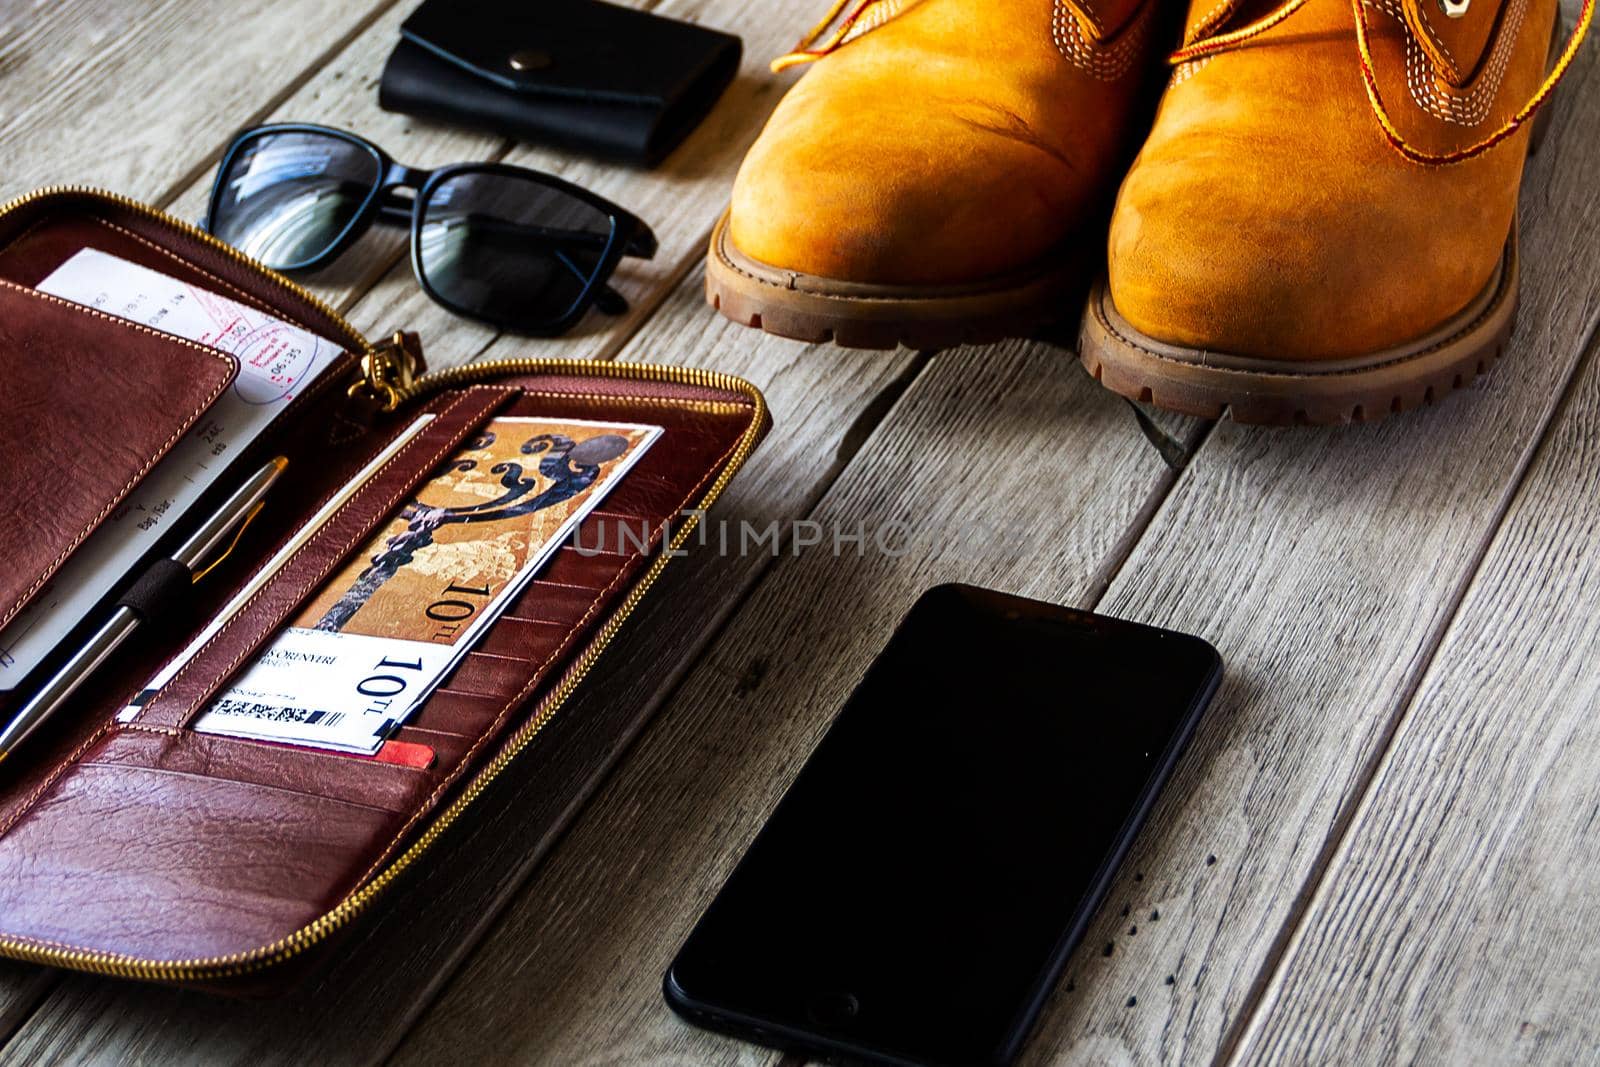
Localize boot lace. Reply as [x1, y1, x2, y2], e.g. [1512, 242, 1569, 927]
[1169, 0, 1592, 164]
[772, 0, 1145, 72]
[773, 0, 901, 72]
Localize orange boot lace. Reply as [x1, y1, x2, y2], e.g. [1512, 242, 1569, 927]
[1168, 0, 1593, 164]
[772, 0, 903, 71]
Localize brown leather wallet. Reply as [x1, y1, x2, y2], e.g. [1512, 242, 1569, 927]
[0, 188, 768, 992]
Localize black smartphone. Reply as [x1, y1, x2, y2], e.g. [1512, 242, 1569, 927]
[663, 584, 1222, 1067]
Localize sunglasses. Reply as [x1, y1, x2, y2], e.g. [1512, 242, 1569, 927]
[202, 123, 657, 335]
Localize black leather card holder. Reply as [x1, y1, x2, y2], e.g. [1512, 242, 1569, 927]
[379, 0, 742, 166]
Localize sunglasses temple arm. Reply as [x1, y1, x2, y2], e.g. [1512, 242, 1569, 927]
[595, 284, 629, 315]
[599, 223, 653, 316]
[623, 221, 657, 259]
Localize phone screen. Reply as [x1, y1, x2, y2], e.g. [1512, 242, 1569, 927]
[665, 585, 1222, 1067]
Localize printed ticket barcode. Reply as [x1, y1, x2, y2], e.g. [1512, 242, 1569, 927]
[210, 697, 344, 729]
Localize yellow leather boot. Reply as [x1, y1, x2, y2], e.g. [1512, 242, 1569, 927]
[708, 0, 1169, 349]
[1080, 0, 1590, 423]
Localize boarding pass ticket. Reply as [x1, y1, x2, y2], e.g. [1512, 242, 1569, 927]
[0, 249, 344, 688]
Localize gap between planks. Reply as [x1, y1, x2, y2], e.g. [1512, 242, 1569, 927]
[1209, 327, 1599, 1066]
[371, 27, 1600, 1067]
[1206, 50, 1600, 1067]
[0, 274, 938, 1067]
[0, 971, 54, 1052]
[383, 339, 1207, 1064]
[0, 2, 923, 1060]
[145, 0, 413, 212]
[1234, 316, 1600, 1063]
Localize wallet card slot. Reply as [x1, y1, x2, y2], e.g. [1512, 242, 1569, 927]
[438, 651, 550, 699]
[579, 467, 719, 520]
[404, 690, 510, 738]
[0, 748, 418, 963]
[538, 545, 640, 592]
[570, 510, 657, 558]
[389, 415, 735, 770]
[80, 727, 435, 814]
[503, 582, 616, 625]
[473, 615, 572, 660]
[587, 508, 654, 524]
[126, 386, 518, 733]
[388, 726, 472, 769]
[0, 281, 240, 636]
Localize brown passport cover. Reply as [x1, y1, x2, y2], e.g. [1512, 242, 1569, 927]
[0, 190, 767, 991]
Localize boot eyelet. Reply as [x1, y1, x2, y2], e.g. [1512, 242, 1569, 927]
[1439, 0, 1470, 18]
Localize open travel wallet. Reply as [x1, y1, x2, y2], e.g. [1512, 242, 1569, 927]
[0, 188, 768, 990]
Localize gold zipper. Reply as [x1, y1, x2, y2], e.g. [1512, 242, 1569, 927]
[0, 189, 770, 980]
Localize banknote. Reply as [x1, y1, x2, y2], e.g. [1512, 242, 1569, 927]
[189, 416, 662, 754]
[119, 413, 437, 722]
[0, 248, 344, 688]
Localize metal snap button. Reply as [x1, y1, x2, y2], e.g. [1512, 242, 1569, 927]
[508, 50, 552, 71]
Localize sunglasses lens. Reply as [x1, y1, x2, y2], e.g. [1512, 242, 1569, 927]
[210, 131, 381, 270]
[418, 171, 617, 330]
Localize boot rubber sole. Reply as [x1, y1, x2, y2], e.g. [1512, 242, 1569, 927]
[705, 209, 1085, 350]
[1077, 13, 1560, 428]
[1077, 229, 1519, 426]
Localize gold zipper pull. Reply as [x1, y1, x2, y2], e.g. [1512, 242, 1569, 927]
[348, 330, 426, 413]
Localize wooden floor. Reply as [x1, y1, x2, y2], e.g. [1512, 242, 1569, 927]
[1, 0, 1598, 1062]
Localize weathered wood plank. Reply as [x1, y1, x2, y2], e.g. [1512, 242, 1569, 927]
[1231, 348, 1600, 1061]
[159, 0, 510, 318]
[338, 0, 793, 373]
[159, 0, 795, 376]
[0, 968, 51, 1049]
[390, 50, 1600, 1067]
[5, 1, 1590, 1064]
[0, 268, 920, 1066]
[1010, 49, 1600, 1067]
[0, 0, 403, 203]
[386, 340, 1203, 1065]
[163, 0, 751, 373]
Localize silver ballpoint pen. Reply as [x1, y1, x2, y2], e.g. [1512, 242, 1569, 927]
[0, 456, 288, 764]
